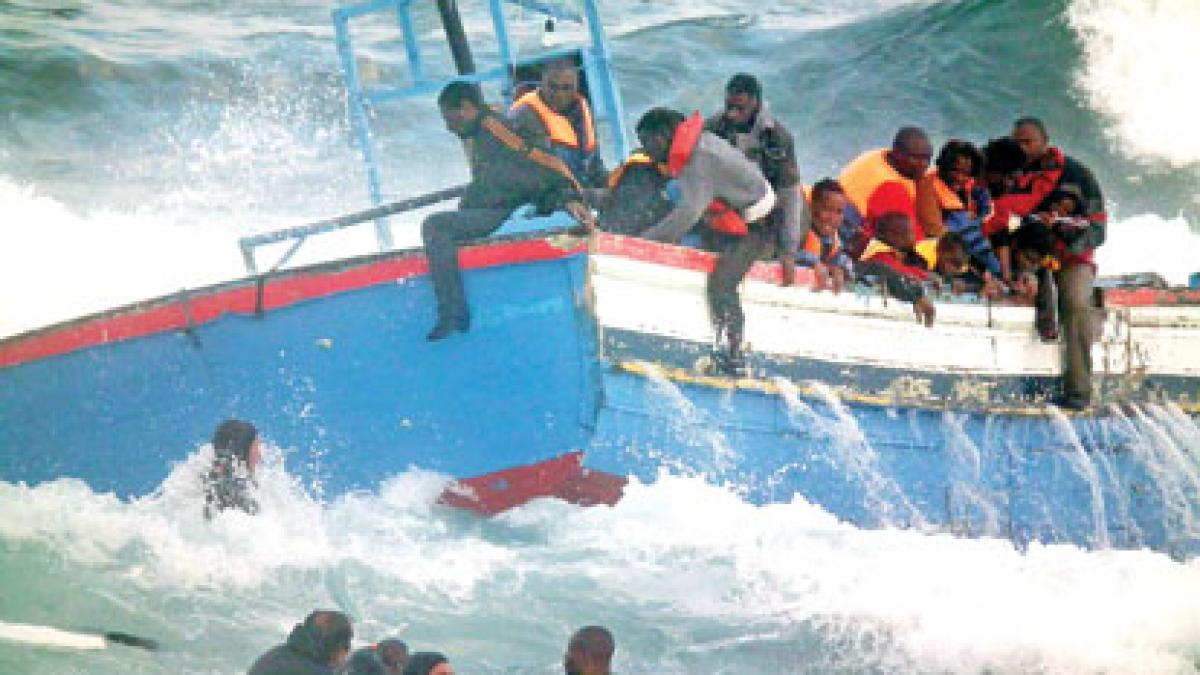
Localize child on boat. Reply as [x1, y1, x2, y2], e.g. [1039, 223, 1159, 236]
[795, 178, 855, 293]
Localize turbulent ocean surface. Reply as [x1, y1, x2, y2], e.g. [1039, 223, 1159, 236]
[2, 0, 1200, 672]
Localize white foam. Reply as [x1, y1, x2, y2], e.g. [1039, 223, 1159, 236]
[1096, 213, 1200, 285]
[2, 459, 1199, 671]
[1068, 0, 1200, 167]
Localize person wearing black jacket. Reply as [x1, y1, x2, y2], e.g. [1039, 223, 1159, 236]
[248, 610, 353, 675]
[422, 81, 594, 341]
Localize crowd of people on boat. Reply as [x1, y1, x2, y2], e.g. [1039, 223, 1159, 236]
[423, 61, 1105, 410]
[246, 609, 615, 675]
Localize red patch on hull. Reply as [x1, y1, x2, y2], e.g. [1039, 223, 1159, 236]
[437, 451, 626, 516]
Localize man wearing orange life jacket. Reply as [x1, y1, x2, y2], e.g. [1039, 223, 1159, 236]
[838, 126, 933, 257]
[1005, 117, 1106, 410]
[509, 59, 607, 187]
[636, 107, 776, 376]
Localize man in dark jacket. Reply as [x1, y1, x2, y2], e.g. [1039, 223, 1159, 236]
[422, 81, 594, 341]
[636, 107, 775, 375]
[1010, 116, 1106, 409]
[248, 610, 353, 675]
[704, 73, 806, 285]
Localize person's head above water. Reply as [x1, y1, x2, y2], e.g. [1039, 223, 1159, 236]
[212, 418, 260, 473]
[564, 625, 615, 675]
[402, 651, 452, 675]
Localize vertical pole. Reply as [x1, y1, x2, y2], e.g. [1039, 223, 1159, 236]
[333, 8, 393, 250]
[486, 0, 516, 102]
[397, 1, 426, 81]
[580, 0, 629, 162]
[437, 0, 477, 76]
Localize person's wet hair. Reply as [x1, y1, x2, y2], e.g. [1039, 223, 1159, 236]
[305, 610, 353, 663]
[935, 139, 983, 178]
[540, 57, 577, 78]
[402, 651, 448, 675]
[569, 625, 615, 662]
[376, 638, 409, 669]
[725, 72, 761, 100]
[212, 418, 257, 463]
[892, 126, 929, 152]
[1013, 115, 1048, 139]
[810, 177, 844, 204]
[982, 137, 1026, 176]
[437, 80, 484, 109]
[635, 107, 686, 138]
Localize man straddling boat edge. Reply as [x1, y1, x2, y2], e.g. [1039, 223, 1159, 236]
[423, 81, 594, 342]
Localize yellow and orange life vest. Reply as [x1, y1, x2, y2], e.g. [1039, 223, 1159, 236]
[511, 91, 597, 152]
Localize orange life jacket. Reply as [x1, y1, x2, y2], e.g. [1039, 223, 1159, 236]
[802, 229, 841, 262]
[839, 149, 921, 238]
[511, 91, 597, 152]
[667, 111, 748, 236]
[606, 150, 668, 190]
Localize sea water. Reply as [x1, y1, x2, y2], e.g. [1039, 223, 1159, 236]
[3, 0, 1200, 672]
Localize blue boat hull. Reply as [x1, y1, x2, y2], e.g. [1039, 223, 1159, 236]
[1, 232, 1197, 557]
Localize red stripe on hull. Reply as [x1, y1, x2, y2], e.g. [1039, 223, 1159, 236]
[0, 237, 584, 369]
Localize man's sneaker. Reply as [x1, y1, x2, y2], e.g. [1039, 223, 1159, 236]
[711, 349, 747, 377]
[1050, 394, 1091, 411]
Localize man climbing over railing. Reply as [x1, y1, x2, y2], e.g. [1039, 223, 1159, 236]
[422, 81, 594, 342]
[634, 107, 776, 376]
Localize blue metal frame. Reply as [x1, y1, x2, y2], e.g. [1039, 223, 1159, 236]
[331, 0, 631, 251]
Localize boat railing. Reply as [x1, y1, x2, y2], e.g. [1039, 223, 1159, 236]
[237, 185, 466, 275]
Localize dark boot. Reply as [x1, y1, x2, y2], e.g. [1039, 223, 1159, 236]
[426, 315, 469, 341]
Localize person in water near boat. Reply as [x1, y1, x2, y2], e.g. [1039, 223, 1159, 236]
[795, 178, 855, 293]
[402, 651, 453, 675]
[248, 610, 353, 675]
[564, 625, 615, 675]
[509, 58, 607, 188]
[422, 81, 595, 342]
[634, 107, 776, 376]
[838, 126, 933, 257]
[704, 73, 806, 286]
[203, 418, 261, 519]
[1004, 116, 1106, 409]
[344, 638, 409, 675]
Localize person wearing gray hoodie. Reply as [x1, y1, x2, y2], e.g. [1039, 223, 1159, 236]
[636, 107, 776, 375]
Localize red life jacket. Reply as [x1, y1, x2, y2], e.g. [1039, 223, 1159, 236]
[984, 147, 1065, 236]
[667, 111, 748, 236]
